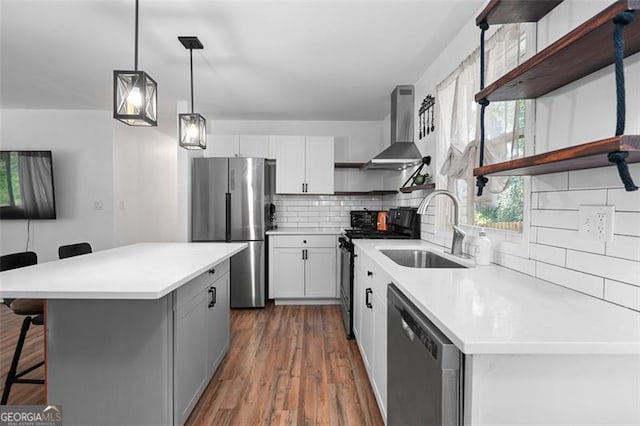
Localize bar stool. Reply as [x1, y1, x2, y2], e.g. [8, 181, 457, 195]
[58, 242, 92, 259]
[0, 251, 44, 405]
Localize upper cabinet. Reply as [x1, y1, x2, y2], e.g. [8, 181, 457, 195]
[206, 134, 270, 158]
[274, 135, 334, 194]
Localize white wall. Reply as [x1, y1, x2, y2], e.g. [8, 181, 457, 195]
[0, 109, 115, 262]
[392, 0, 640, 311]
[113, 125, 179, 246]
[1, 108, 181, 262]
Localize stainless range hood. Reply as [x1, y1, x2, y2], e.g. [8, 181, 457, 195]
[363, 85, 422, 170]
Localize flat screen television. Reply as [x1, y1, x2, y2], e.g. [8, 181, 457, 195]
[0, 150, 56, 219]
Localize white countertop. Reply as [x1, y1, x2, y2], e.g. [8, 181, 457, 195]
[354, 239, 640, 355]
[266, 227, 342, 235]
[0, 242, 247, 300]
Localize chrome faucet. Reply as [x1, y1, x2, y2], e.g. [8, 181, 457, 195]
[417, 189, 466, 257]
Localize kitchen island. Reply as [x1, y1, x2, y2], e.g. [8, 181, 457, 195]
[353, 239, 640, 425]
[0, 242, 247, 425]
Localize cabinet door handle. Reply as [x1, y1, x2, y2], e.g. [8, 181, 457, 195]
[302, 183, 305, 192]
[305, 183, 308, 192]
[208, 286, 217, 308]
[365, 288, 373, 309]
[367, 270, 373, 277]
[304, 249, 308, 260]
[208, 268, 215, 275]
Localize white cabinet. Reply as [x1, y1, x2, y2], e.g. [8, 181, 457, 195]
[274, 136, 307, 194]
[353, 247, 389, 421]
[239, 135, 269, 158]
[304, 136, 334, 194]
[274, 135, 334, 194]
[269, 235, 337, 300]
[206, 134, 270, 158]
[207, 268, 230, 377]
[174, 260, 230, 425]
[272, 247, 306, 297]
[305, 247, 338, 297]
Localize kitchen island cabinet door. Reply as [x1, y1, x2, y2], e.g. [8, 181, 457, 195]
[304, 136, 334, 194]
[274, 135, 306, 194]
[304, 247, 337, 298]
[174, 284, 209, 424]
[272, 247, 306, 297]
[207, 270, 230, 379]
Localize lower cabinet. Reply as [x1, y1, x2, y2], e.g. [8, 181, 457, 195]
[269, 235, 337, 300]
[174, 260, 230, 425]
[353, 247, 389, 421]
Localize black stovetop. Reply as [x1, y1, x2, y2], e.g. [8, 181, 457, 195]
[344, 229, 412, 240]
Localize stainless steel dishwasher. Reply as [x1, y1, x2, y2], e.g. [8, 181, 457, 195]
[387, 284, 463, 426]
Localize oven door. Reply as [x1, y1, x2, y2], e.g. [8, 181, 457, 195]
[338, 236, 354, 338]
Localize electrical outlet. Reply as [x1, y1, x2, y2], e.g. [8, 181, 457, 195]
[578, 205, 614, 242]
[93, 201, 104, 211]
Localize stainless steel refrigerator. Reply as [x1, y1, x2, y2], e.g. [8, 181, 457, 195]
[192, 157, 275, 308]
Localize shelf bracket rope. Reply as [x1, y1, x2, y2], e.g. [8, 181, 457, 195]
[476, 20, 490, 196]
[610, 11, 638, 191]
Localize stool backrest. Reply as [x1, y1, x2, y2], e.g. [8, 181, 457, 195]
[0, 251, 38, 307]
[0, 251, 37, 272]
[58, 242, 92, 259]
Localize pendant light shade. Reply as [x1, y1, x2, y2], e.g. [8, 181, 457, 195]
[113, 0, 158, 127]
[179, 113, 206, 149]
[113, 71, 157, 126]
[178, 36, 206, 150]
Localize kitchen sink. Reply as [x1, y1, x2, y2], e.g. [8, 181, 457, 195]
[380, 249, 468, 269]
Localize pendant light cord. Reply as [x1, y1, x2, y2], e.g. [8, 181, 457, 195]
[190, 48, 194, 113]
[134, 0, 139, 70]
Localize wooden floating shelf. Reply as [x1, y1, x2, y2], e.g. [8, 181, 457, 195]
[399, 183, 436, 193]
[334, 162, 365, 169]
[334, 190, 398, 196]
[474, 135, 640, 176]
[476, 0, 563, 26]
[476, 0, 640, 102]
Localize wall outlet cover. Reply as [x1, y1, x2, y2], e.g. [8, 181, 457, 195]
[578, 205, 614, 242]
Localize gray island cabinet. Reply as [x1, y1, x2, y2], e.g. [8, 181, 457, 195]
[0, 243, 246, 425]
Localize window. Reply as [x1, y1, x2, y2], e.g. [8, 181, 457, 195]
[436, 24, 529, 233]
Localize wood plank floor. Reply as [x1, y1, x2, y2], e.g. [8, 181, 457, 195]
[0, 303, 383, 425]
[187, 304, 384, 426]
[0, 304, 46, 405]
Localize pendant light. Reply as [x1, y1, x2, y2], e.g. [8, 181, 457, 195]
[178, 36, 206, 150]
[113, 0, 158, 126]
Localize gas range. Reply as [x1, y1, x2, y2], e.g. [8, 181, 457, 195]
[342, 207, 421, 241]
[343, 228, 413, 240]
[338, 207, 420, 339]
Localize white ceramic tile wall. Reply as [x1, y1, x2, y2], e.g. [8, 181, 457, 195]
[402, 166, 640, 312]
[273, 195, 382, 230]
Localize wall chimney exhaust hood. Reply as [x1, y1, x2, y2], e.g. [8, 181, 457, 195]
[363, 85, 422, 170]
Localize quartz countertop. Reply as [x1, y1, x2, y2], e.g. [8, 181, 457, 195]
[0, 243, 247, 300]
[266, 227, 342, 235]
[354, 239, 640, 355]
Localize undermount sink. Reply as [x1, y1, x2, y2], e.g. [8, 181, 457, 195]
[380, 249, 468, 269]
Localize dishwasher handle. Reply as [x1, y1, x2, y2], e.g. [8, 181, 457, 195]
[400, 318, 415, 341]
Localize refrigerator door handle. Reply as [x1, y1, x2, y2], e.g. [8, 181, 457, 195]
[225, 192, 231, 242]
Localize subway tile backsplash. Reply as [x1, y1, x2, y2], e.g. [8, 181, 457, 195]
[273, 195, 382, 229]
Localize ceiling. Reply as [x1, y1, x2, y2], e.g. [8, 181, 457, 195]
[1, 0, 479, 124]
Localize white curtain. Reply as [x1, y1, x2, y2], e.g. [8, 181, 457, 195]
[437, 24, 524, 224]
